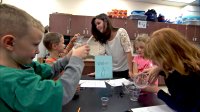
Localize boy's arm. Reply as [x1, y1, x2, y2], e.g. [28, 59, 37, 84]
[50, 51, 72, 78]
[0, 67, 64, 112]
[8, 56, 83, 111]
[59, 56, 83, 105]
[30, 54, 71, 79]
[50, 56, 70, 79]
[50, 55, 84, 105]
[29, 61, 52, 79]
[55, 45, 88, 104]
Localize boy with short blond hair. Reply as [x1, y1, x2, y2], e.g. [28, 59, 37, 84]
[43, 32, 78, 66]
[0, 4, 90, 112]
[43, 32, 65, 65]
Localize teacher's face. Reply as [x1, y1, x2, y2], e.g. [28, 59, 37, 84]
[94, 19, 105, 33]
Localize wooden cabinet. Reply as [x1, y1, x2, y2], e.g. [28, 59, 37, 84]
[136, 21, 149, 35]
[126, 20, 138, 40]
[82, 60, 95, 75]
[110, 18, 137, 39]
[126, 20, 152, 40]
[110, 18, 139, 40]
[85, 16, 93, 36]
[49, 14, 200, 43]
[194, 25, 200, 43]
[186, 25, 196, 42]
[146, 21, 159, 35]
[183, 25, 200, 43]
[147, 22, 168, 35]
[49, 13, 71, 36]
[111, 18, 127, 29]
[168, 23, 178, 30]
[177, 24, 186, 36]
[157, 22, 168, 30]
[49, 14, 93, 37]
[185, 25, 200, 43]
[70, 15, 93, 37]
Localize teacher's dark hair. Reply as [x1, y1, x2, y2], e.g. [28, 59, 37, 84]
[91, 13, 118, 45]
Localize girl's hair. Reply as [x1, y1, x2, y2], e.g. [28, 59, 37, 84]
[135, 34, 150, 43]
[144, 28, 200, 76]
[134, 34, 150, 52]
[43, 32, 63, 51]
[91, 13, 118, 44]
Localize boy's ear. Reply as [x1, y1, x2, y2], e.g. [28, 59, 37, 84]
[52, 43, 58, 50]
[1, 35, 16, 51]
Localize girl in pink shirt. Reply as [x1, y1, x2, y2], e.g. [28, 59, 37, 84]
[132, 34, 158, 86]
[133, 55, 153, 73]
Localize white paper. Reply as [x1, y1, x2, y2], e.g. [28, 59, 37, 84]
[138, 20, 147, 28]
[79, 80, 106, 88]
[106, 78, 133, 87]
[131, 105, 175, 112]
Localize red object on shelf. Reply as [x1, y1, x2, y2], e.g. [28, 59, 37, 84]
[107, 9, 128, 18]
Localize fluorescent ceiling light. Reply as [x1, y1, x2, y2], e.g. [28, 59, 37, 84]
[168, 0, 196, 3]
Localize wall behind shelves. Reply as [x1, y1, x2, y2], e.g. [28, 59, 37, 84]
[4, 0, 181, 26]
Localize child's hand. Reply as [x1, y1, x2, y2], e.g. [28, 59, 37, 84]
[143, 66, 161, 84]
[87, 72, 95, 77]
[72, 44, 90, 59]
[128, 71, 134, 78]
[142, 85, 160, 93]
[70, 33, 79, 43]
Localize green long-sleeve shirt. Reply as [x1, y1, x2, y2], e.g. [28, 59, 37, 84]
[0, 56, 83, 112]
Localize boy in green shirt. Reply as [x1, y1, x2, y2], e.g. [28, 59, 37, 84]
[0, 4, 90, 112]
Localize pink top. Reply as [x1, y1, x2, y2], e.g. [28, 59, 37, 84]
[132, 55, 158, 85]
[132, 55, 153, 73]
[133, 55, 158, 85]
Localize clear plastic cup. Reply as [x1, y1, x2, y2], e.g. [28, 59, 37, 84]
[122, 83, 129, 94]
[101, 97, 109, 107]
[128, 86, 141, 101]
[133, 73, 149, 88]
[74, 36, 84, 48]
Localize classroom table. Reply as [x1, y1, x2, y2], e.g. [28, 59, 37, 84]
[62, 76, 165, 112]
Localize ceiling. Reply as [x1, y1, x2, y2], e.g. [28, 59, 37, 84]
[133, 0, 200, 7]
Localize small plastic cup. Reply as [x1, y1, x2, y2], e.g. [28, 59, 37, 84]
[128, 86, 141, 101]
[101, 97, 109, 107]
[133, 73, 149, 88]
[122, 83, 129, 94]
[74, 36, 84, 48]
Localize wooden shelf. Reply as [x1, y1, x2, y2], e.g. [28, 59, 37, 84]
[49, 14, 200, 43]
[82, 60, 95, 75]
